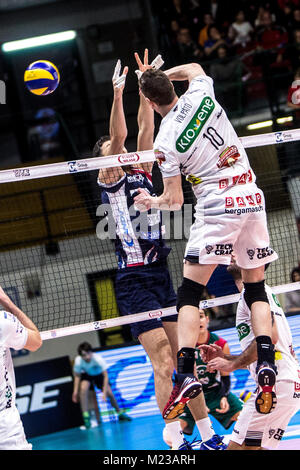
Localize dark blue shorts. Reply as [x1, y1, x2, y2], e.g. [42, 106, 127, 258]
[115, 260, 177, 338]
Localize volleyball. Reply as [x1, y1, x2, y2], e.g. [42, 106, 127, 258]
[24, 60, 60, 96]
[239, 389, 252, 403]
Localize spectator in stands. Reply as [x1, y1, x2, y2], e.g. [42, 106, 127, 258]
[204, 0, 230, 29]
[209, 45, 249, 113]
[286, 29, 300, 69]
[255, 10, 289, 57]
[198, 13, 214, 47]
[284, 268, 300, 313]
[276, 2, 295, 32]
[228, 10, 254, 48]
[204, 25, 228, 60]
[72, 342, 132, 429]
[291, 7, 300, 29]
[175, 27, 204, 63]
[255, 6, 277, 27]
[255, 10, 290, 114]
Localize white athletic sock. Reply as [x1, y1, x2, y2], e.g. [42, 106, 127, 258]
[165, 421, 185, 449]
[195, 417, 215, 442]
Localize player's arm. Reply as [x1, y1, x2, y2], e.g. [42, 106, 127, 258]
[206, 340, 258, 373]
[135, 50, 155, 173]
[134, 174, 183, 211]
[164, 62, 206, 83]
[0, 286, 42, 352]
[72, 373, 81, 403]
[98, 60, 128, 184]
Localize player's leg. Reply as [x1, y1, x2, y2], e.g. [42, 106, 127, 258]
[139, 326, 188, 449]
[162, 262, 217, 420]
[241, 266, 277, 414]
[79, 379, 92, 428]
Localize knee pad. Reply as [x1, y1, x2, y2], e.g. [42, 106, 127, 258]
[176, 277, 205, 312]
[244, 280, 269, 310]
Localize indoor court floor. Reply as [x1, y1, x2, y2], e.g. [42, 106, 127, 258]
[29, 410, 300, 451]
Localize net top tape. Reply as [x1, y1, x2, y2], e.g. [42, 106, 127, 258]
[2, 128, 300, 183]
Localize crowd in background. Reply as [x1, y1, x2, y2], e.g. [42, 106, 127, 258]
[152, 0, 300, 116]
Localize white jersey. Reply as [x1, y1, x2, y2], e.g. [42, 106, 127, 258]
[154, 75, 255, 198]
[73, 353, 107, 377]
[236, 285, 300, 384]
[0, 311, 28, 411]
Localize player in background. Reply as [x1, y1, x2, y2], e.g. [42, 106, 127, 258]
[179, 309, 243, 436]
[72, 342, 131, 427]
[0, 286, 42, 450]
[200, 261, 300, 450]
[94, 50, 226, 450]
[134, 59, 278, 420]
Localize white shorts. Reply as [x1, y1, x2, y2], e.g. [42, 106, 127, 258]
[185, 183, 278, 269]
[230, 380, 300, 449]
[0, 406, 32, 450]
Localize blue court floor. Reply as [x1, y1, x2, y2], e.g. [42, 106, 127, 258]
[29, 411, 300, 451]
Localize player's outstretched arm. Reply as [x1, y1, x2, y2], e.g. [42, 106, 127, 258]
[0, 286, 42, 351]
[109, 59, 128, 155]
[135, 49, 155, 173]
[134, 174, 183, 211]
[164, 62, 206, 83]
[98, 60, 128, 184]
[206, 340, 258, 373]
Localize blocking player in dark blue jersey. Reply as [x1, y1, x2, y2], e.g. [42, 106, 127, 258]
[93, 51, 226, 450]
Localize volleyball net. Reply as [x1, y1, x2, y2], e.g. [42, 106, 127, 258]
[0, 128, 299, 342]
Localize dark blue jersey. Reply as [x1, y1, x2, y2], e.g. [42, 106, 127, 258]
[98, 168, 171, 269]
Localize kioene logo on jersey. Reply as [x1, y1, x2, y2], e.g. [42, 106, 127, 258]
[176, 97, 215, 153]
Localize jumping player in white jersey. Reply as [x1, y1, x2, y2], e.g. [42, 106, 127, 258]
[200, 262, 300, 450]
[0, 285, 42, 450]
[134, 60, 278, 420]
[94, 51, 226, 450]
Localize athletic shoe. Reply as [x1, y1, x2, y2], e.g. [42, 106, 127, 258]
[200, 434, 227, 450]
[255, 362, 277, 414]
[163, 374, 202, 420]
[177, 438, 202, 450]
[118, 412, 132, 421]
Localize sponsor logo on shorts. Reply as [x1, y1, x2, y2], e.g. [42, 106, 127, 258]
[269, 428, 284, 441]
[205, 243, 233, 256]
[247, 247, 274, 260]
[236, 322, 250, 341]
[176, 97, 215, 153]
[149, 310, 163, 318]
[118, 153, 140, 164]
[225, 205, 264, 215]
[219, 170, 253, 190]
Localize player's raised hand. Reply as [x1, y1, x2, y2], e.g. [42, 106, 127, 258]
[134, 49, 164, 79]
[112, 59, 128, 92]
